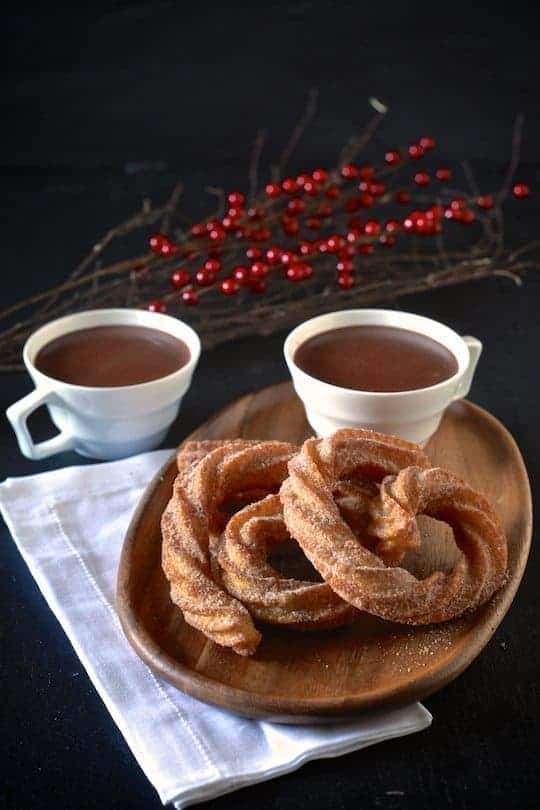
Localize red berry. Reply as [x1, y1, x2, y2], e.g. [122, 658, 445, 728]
[287, 262, 312, 281]
[220, 277, 240, 295]
[189, 223, 206, 238]
[419, 135, 435, 150]
[457, 209, 475, 224]
[209, 228, 225, 242]
[336, 259, 354, 273]
[477, 194, 494, 209]
[326, 234, 344, 252]
[358, 180, 370, 193]
[425, 204, 444, 221]
[227, 207, 245, 221]
[358, 166, 375, 180]
[325, 184, 340, 199]
[182, 287, 199, 306]
[160, 240, 177, 256]
[385, 149, 401, 166]
[250, 277, 268, 294]
[233, 266, 250, 284]
[250, 261, 269, 278]
[414, 171, 430, 186]
[344, 197, 361, 213]
[358, 243, 374, 255]
[403, 210, 425, 231]
[265, 182, 281, 198]
[385, 219, 401, 233]
[171, 269, 190, 289]
[450, 197, 466, 211]
[195, 268, 216, 287]
[283, 217, 300, 235]
[298, 240, 315, 255]
[312, 168, 328, 183]
[282, 177, 298, 194]
[251, 226, 270, 241]
[369, 181, 386, 196]
[265, 246, 282, 264]
[280, 250, 297, 266]
[348, 216, 363, 229]
[204, 258, 220, 273]
[227, 191, 245, 207]
[408, 143, 425, 159]
[436, 167, 452, 181]
[296, 173, 311, 187]
[337, 273, 355, 289]
[341, 164, 358, 179]
[307, 216, 322, 230]
[358, 193, 374, 208]
[147, 299, 166, 313]
[303, 180, 320, 196]
[513, 182, 530, 199]
[221, 215, 236, 231]
[149, 233, 166, 252]
[246, 246, 262, 260]
[379, 234, 396, 247]
[396, 190, 410, 204]
[286, 266, 301, 281]
[287, 197, 305, 214]
[340, 244, 356, 258]
[247, 205, 263, 220]
[363, 220, 380, 236]
[347, 228, 361, 243]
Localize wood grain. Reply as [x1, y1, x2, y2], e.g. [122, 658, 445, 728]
[116, 383, 532, 723]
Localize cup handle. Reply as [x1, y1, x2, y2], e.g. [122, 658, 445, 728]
[6, 385, 75, 460]
[453, 336, 482, 401]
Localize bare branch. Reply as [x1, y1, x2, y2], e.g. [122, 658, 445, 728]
[277, 88, 319, 173]
[0, 108, 537, 373]
[498, 113, 525, 202]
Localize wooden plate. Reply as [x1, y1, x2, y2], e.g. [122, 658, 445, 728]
[117, 382, 532, 723]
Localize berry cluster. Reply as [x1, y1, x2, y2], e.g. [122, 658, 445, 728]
[144, 138, 531, 313]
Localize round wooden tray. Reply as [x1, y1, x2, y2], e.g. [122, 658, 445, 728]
[117, 382, 532, 723]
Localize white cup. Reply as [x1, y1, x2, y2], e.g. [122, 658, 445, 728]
[284, 309, 482, 445]
[6, 308, 201, 461]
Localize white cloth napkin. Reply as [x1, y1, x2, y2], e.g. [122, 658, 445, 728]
[0, 451, 431, 808]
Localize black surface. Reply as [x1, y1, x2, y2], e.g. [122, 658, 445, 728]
[2, 3, 539, 809]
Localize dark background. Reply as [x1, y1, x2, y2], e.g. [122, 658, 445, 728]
[2, 3, 539, 809]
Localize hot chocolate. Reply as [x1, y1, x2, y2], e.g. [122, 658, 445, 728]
[293, 325, 458, 392]
[35, 325, 191, 387]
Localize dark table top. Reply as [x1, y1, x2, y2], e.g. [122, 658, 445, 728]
[2, 3, 539, 809]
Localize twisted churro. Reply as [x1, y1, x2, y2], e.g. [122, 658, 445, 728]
[219, 494, 358, 629]
[162, 440, 296, 655]
[282, 431, 507, 624]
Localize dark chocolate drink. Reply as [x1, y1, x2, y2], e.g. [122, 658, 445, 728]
[293, 325, 458, 392]
[35, 325, 190, 387]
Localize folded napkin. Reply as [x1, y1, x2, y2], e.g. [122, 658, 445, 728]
[0, 451, 431, 808]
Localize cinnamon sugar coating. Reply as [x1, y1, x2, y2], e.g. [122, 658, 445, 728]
[282, 431, 507, 625]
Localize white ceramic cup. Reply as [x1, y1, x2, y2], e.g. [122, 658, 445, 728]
[6, 308, 201, 461]
[284, 309, 482, 445]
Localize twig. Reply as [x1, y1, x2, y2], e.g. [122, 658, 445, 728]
[276, 88, 319, 174]
[248, 129, 267, 203]
[498, 113, 525, 202]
